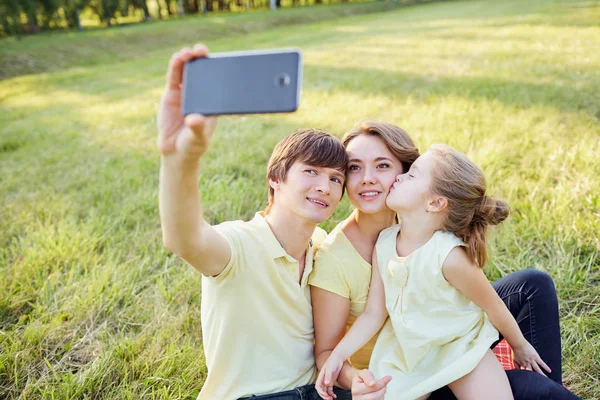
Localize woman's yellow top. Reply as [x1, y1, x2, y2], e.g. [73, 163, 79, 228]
[309, 221, 380, 370]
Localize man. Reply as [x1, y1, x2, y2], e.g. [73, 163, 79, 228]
[158, 44, 390, 400]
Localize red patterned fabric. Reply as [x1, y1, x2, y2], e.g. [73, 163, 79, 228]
[493, 339, 516, 370]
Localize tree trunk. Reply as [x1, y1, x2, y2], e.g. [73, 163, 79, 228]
[142, 1, 151, 19]
[217, 0, 228, 11]
[165, 0, 173, 15]
[25, 8, 39, 33]
[27, 18, 39, 33]
[157, 0, 164, 18]
[76, 8, 82, 29]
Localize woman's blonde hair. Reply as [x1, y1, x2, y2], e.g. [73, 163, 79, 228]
[342, 120, 420, 173]
[429, 144, 510, 267]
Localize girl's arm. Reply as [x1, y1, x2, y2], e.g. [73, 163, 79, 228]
[315, 251, 389, 400]
[442, 247, 551, 375]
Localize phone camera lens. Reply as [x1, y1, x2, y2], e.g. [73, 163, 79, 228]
[275, 73, 291, 88]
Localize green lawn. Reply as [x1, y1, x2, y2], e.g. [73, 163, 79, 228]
[1, 0, 599, 398]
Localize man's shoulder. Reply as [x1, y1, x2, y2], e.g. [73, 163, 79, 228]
[212, 217, 263, 253]
[213, 218, 247, 234]
[213, 214, 276, 256]
[311, 226, 328, 249]
[213, 213, 262, 236]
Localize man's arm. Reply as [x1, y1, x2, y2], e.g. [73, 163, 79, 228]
[158, 44, 231, 277]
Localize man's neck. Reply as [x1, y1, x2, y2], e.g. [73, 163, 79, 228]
[264, 207, 316, 262]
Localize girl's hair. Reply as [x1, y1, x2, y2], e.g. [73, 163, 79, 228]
[342, 120, 420, 173]
[428, 144, 510, 267]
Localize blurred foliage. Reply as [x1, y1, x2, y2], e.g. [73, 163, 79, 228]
[0, 0, 437, 36]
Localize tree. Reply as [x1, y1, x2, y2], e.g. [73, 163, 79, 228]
[20, 0, 39, 32]
[183, 0, 198, 14]
[63, 0, 92, 29]
[38, 0, 61, 28]
[126, 0, 151, 20]
[88, 0, 120, 26]
[164, 0, 174, 15]
[0, 0, 23, 35]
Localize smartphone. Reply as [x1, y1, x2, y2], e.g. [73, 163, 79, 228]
[181, 49, 302, 116]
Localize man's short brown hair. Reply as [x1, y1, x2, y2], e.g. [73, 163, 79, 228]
[265, 128, 348, 213]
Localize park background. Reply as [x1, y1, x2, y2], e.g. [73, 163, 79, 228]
[1, 0, 599, 398]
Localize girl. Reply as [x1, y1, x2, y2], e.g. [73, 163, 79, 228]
[314, 143, 552, 400]
[310, 121, 574, 400]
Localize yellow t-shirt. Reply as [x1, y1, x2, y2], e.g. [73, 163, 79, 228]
[198, 213, 326, 400]
[309, 221, 379, 370]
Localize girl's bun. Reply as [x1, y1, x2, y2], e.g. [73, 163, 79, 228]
[475, 196, 510, 226]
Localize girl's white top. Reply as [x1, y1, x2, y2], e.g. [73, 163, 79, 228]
[370, 225, 499, 399]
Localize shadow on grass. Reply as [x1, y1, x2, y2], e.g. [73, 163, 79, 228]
[302, 64, 599, 115]
[12, 56, 595, 124]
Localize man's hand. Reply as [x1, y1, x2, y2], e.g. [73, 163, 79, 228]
[157, 44, 217, 161]
[351, 370, 391, 400]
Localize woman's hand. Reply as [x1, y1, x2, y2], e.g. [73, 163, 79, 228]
[512, 341, 551, 376]
[315, 354, 345, 400]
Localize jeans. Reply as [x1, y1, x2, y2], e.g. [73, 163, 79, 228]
[429, 269, 580, 400]
[429, 370, 580, 400]
[238, 384, 351, 400]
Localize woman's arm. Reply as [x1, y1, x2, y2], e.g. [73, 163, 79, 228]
[312, 287, 384, 391]
[315, 252, 388, 399]
[331, 258, 388, 361]
[442, 247, 551, 375]
[311, 285, 357, 389]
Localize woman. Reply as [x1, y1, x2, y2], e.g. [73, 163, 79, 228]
[309, 121, 578, 399]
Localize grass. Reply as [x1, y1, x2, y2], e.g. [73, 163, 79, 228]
[1, 0, 599, 398]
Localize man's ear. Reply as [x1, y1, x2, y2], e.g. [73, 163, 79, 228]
[426, 196, 448, 213]
[269, 178, 280, 191]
